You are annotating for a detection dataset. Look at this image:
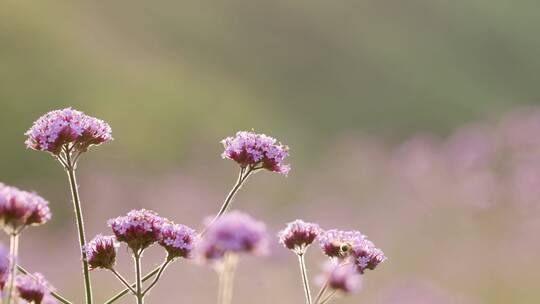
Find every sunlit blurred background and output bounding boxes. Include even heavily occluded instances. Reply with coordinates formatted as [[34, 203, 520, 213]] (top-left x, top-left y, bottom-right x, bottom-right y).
[[1, 1, 540, 303]]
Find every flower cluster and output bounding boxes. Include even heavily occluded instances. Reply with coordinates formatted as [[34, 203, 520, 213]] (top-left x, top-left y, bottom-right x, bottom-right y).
[[108, 209, 165, 252], [221, 131, 290, 174], [16, 273, 57, 304], [158, 222, 198, 259], [85, 234, 119, 270], [25, 108, 112, 155], [0, 183, 51, 234], [318, 229, 368, 258], [278, 220, 320, 253], [322, 262, 362, 294], [199, 211, 268, 260]]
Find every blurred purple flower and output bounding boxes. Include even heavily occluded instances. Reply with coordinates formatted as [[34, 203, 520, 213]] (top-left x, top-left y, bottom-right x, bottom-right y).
[[16, 273, 57, 304], [320, 261, 362, 294], [199, 211, 268, 260], [108, 209, 165, 252], [221, 131, 290, 175], [158, 222, 198, 259], [0, 183, 51, 234], [85, 234, 119, 270], [351, 243, 386, 274], [25, 107, 112, 155], [278, 219, 320, 253]]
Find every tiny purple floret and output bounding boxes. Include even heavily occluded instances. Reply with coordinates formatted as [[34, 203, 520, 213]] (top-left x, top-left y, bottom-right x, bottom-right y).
[[85, 234, 119, 270], [278, 219, 320, 253], [25, 107, 112, 155], [108, 209, 165, 252], [158, 222, 198, 259], [221, 131, 290, 175]]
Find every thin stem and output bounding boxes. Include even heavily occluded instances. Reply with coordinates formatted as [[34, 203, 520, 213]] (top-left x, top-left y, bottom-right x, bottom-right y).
[[313, 280, 328, 304], [5, 234, 19, 304], [110, 269, 136, 295], [203, 166, 253, 235], [142, 257, 172, 296], [297, 253, 312, 304], [64, 150, 93, 304], [217, 253, 238, 304], [16, 265, 73, 304], [103, 262, 165, 304], [318, 290, 337, 304], [134, 252, 143, 304]]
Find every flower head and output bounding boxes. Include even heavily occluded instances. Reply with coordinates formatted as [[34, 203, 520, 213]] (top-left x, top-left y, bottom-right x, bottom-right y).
[[318, 229, 367, 258], [25, 108, 112, 155], [85, 234, 119, 270], [278, 220, 320, 253], [108, 209, 165, 252], [351, 242, 386, 274], [199, 211, 268, 260], [320, 262, 362, 294], [158, 222, 198, 259], [0, 244, 9, 290], [221, 131, 290, 174], [16, 273, 57, 304], [0, 183, 51, 234]]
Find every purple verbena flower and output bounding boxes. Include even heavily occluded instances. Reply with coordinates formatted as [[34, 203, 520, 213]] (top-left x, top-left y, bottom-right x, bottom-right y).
[[85, 234, 119, 270], [16, 273, 57, 304], [25, 108, 112, 155], [199, 211, 268, 260], [278, 220, 320, 254], [221, 131, 290, 175], [0, 183, 51, 234], [351, 242, 386, 274], [158, 222, 198, 259], [108, 209, 165, 252], [318, 229, 367, 258], [321, 261, 362, 294], [0, 244, 9, 290]]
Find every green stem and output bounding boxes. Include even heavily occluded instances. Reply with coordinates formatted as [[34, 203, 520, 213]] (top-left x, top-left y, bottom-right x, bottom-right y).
[[5, 234, 19, 304], [65, 150, 93, 304], [16, 265, 73, 304], [103, 263, 164, 304], [142, 257, 172, 296], [135, 252, 143, 304], [297, 253, 312, 304], [111, 269, 136, 295]]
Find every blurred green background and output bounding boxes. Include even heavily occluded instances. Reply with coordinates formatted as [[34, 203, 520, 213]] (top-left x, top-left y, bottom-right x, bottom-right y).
[[1, 1, 540, 303]]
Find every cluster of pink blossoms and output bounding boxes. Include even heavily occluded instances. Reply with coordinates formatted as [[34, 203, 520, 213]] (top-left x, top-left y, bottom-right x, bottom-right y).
[[221, 131, 290, 175], [0, 183, 51, 234], [84, 235, 120, 270], [16, 273, 57, 304], [279, 220, 386, 295], [199, 211, 268, 260], [25, 108, 112, 155]]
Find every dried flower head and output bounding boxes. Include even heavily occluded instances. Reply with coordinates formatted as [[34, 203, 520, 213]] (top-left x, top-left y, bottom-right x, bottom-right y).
[[321, 262, 362, 294], [221, 131, 290, 174], [199, 211, 268, 260], [85, 234, 119, 270], [0, 244, 9, 290], [16, 273, 56, 304], [0, 183, 51, 234], [108, 209, 165, 252], [25, 107, 112, 155], [351, 242, 387, 274], [158, 222, 198, 259], [318, 229, 367, 258], [278, 220, 320, 254]]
